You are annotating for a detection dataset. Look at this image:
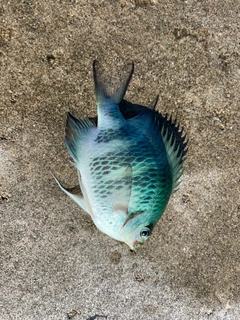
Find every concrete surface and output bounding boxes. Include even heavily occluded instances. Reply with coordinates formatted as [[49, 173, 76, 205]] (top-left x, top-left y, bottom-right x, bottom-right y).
[[0, 0, 240, 319]]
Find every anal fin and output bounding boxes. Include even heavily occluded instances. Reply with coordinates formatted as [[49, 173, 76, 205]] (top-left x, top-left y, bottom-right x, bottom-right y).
[[65, 113, 95, 162]]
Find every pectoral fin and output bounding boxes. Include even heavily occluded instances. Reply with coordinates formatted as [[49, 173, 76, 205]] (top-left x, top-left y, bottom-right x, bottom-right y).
[[51, 172, 90, 214], [112, 165, 132, 214]]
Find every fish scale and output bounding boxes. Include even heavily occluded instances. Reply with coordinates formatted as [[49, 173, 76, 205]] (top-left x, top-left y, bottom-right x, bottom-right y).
[[91, 130, 168, 201], [53, 60, 188, 250]]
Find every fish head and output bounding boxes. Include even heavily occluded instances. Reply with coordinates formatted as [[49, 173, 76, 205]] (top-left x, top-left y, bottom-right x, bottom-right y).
[[120, 213, 154, 250]]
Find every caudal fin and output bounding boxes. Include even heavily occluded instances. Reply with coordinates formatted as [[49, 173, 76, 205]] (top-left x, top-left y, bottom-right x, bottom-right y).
[[93, 60, 134, 107]]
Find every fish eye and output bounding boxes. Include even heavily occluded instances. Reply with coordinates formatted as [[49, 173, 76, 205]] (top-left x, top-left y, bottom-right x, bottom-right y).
[[140, 227, 151, 239]]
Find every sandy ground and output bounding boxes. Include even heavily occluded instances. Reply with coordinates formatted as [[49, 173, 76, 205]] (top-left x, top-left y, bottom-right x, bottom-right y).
[[1, 0, 240, 319]]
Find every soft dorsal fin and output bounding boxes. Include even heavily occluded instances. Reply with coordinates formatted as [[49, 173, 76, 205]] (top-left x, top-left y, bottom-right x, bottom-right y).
[[128, 108, 164, 151], [93, 60, 134, 107], [148, 94, 159, 110], [64, 113, 95, 162]]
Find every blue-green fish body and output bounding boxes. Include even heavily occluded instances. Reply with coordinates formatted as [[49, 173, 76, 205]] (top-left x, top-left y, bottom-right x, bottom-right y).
[[54, 61, 188, 250]]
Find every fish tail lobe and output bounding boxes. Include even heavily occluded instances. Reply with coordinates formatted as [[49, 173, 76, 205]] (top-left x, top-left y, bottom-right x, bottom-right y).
[[93, 60, 134, 107]]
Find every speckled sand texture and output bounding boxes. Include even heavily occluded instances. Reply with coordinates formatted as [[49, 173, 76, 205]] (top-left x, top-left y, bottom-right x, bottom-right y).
[[0, 1, 240, 319]]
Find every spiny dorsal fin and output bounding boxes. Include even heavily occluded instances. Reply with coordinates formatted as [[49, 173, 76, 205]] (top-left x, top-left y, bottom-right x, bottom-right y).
[[93, 60, 134, 107], [159, 117, 188, 191]]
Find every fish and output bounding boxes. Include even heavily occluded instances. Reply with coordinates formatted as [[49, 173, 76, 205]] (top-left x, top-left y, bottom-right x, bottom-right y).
[[53, 60, 188, 250]]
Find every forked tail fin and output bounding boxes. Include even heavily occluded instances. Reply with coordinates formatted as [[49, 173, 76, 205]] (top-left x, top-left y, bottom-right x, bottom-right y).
[[93, 60, 134, 108]]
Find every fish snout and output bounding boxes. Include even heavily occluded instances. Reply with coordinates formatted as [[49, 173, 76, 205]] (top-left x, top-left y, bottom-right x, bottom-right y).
[[131, 239, 143, 250]]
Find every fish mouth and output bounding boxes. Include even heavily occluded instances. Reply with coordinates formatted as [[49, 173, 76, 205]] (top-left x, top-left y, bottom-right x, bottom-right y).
[[127, 239, 143, 251], [122, 224, 144, 250]]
